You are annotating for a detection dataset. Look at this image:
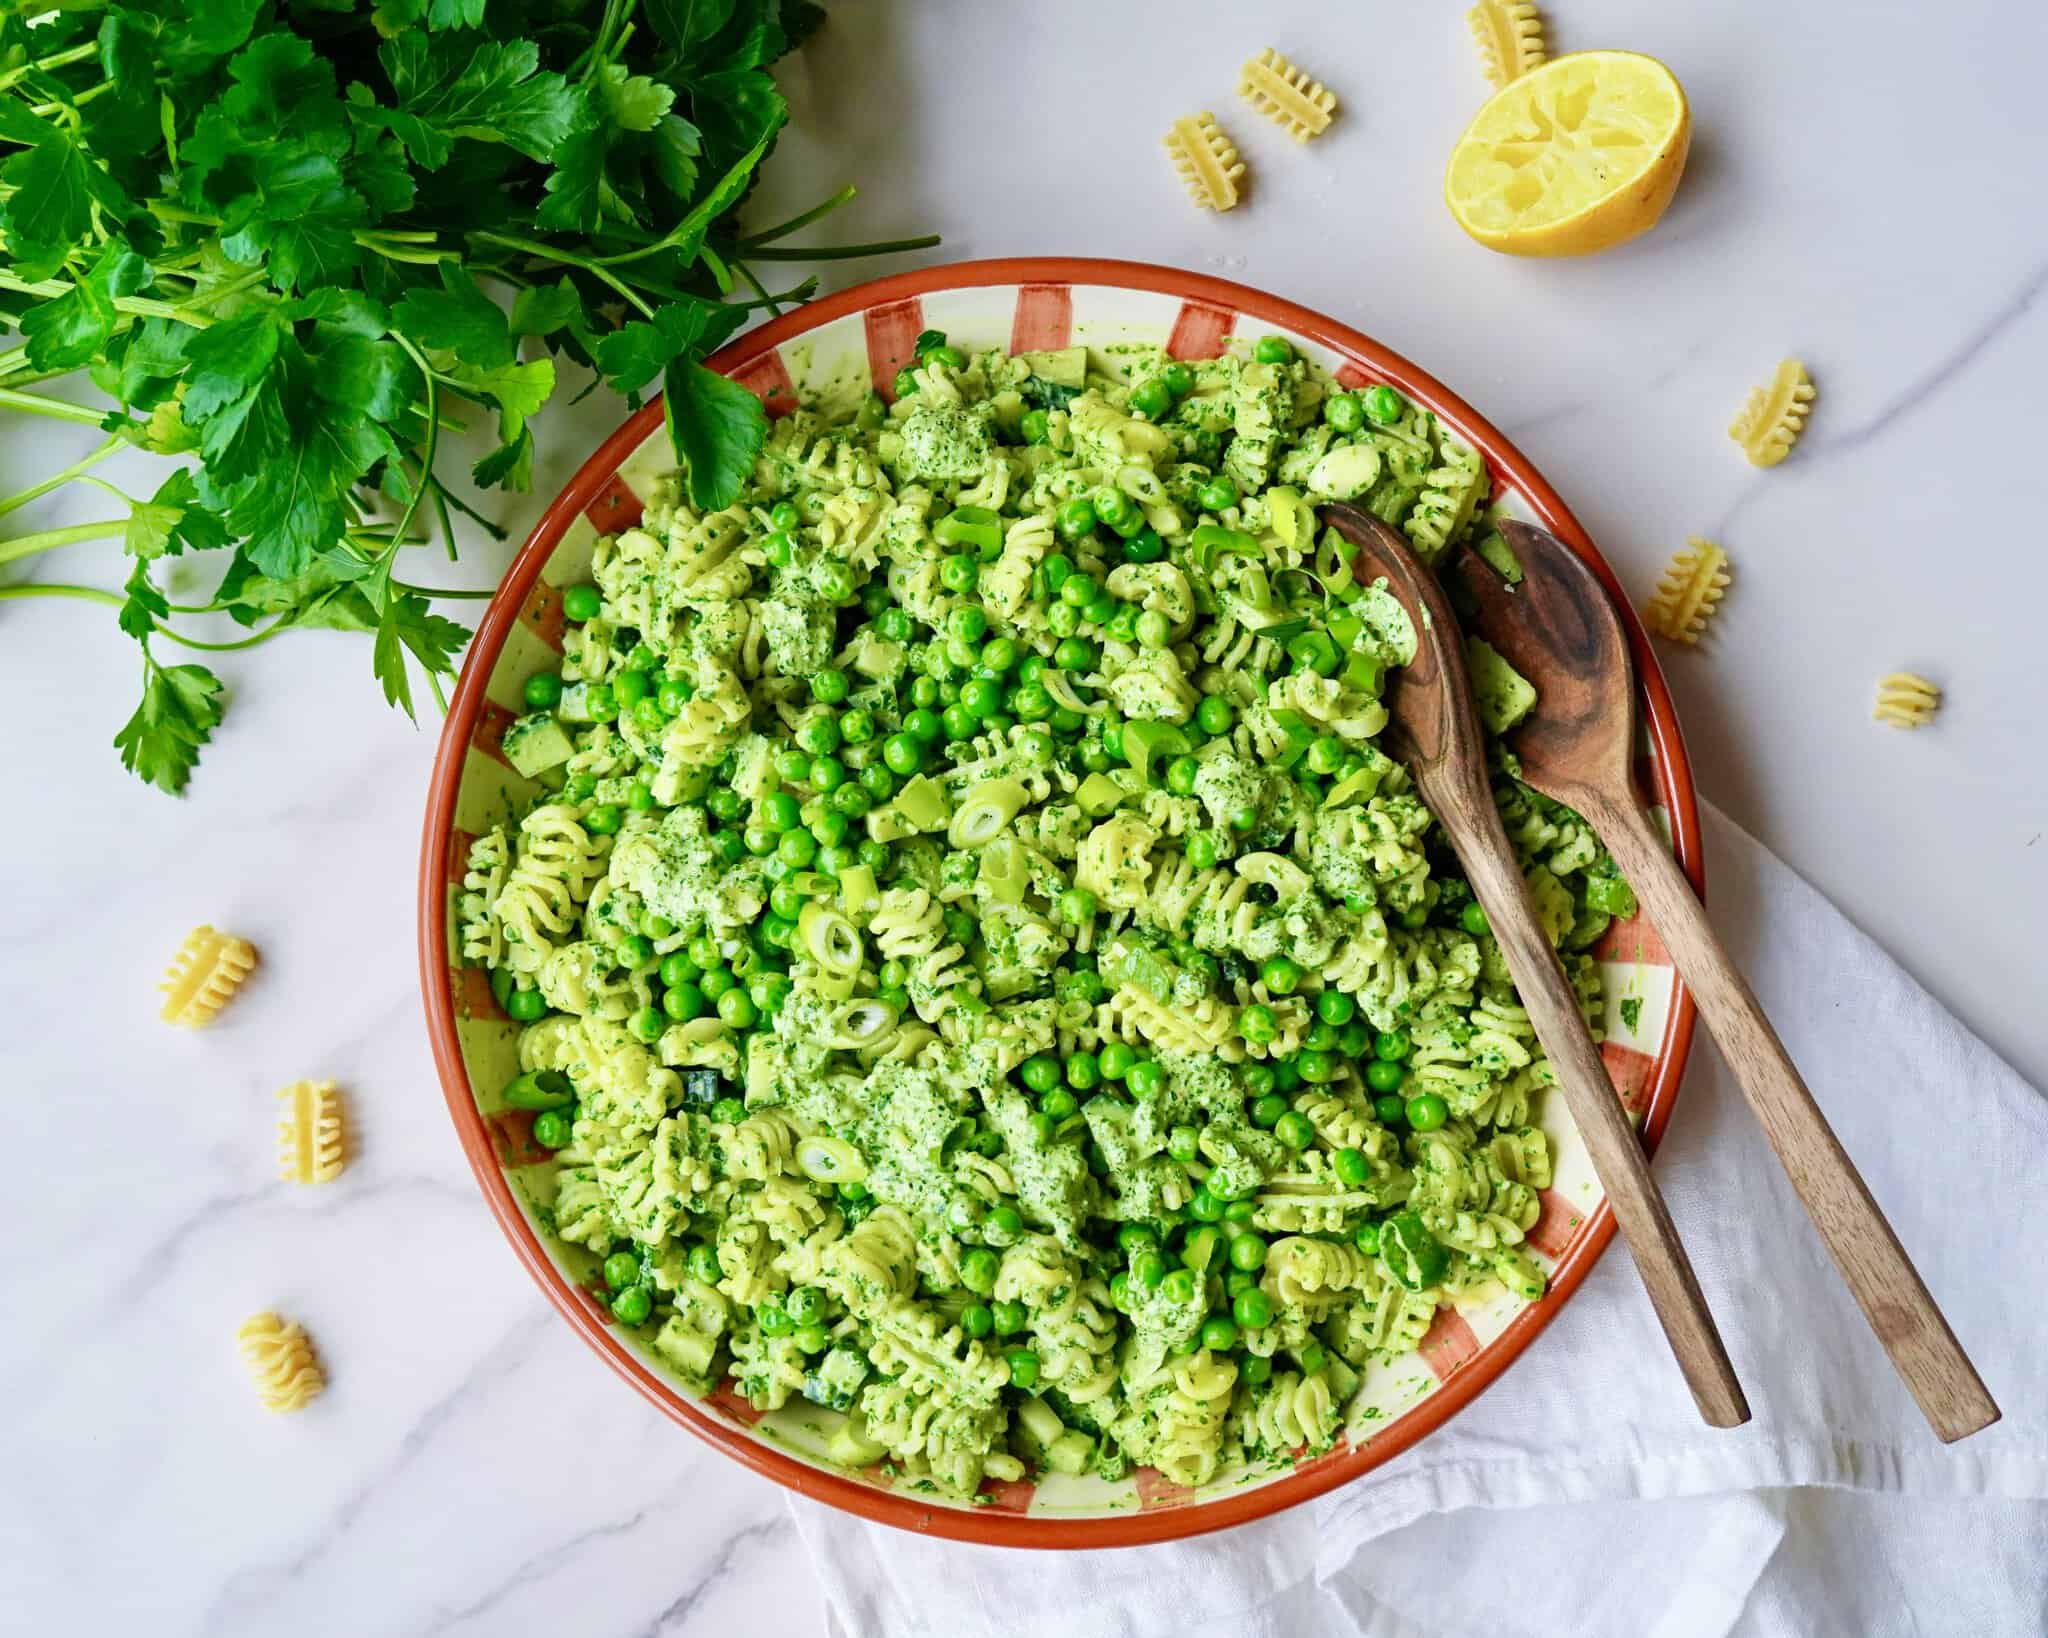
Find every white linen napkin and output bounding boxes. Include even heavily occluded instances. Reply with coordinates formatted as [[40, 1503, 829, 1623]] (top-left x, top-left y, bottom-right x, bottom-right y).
[[793, 800, 2048, 1638]]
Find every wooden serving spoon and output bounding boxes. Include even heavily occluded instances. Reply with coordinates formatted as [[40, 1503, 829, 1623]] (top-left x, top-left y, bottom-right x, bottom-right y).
[[1450, 519, 2000, 1443], [1321, 503, 1750, 1428]]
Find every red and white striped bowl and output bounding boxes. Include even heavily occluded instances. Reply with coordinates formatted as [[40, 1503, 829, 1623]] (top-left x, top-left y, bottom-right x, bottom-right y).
[[419, 259, 1702, 1547]]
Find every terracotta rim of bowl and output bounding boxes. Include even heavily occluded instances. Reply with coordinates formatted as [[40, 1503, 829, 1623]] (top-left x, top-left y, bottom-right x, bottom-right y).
[[419, 257, 1704, 1548]]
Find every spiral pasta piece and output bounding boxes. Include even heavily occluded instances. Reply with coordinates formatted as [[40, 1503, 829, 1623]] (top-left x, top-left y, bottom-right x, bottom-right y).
[[277, 1080, 347, 1184], [159, 924, 257, 1028], [238, 1312, 325, 1412]]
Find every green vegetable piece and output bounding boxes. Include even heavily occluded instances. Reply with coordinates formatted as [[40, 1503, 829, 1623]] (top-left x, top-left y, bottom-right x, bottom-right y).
[[1464, 637, 1539, 735], [499, 711, 575, 779]]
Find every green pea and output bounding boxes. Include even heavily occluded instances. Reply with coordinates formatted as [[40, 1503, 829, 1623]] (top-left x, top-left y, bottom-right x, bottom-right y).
[[657, 678, 691, 715], [1365, 1058, 1406, 1094], [1021, 1055, 1061, 1094], [1122, 527, 1166, 565], [662, 982, 704, 1022], [608, 933, 649, 969], [994, 1299, 1028, 1334], [1353, 1221, 1381, 1255], [700, 967, 737, 1002], [1329, 1147, 1372, 1188], [1324, 391, 1365, 433], [1241, 1063, 1276, 1098], [711, 1096, 746, 1124], [1160, 1268, 1198, 1305], [524, 672, 563, 709], [1461, 902, 1490, 938], [562, 583, 602, 621], [941, 552, 980, 596], [1059, 572, 1098, 608], [1275, 1111, 1315, 1149], [1188, 1188, 1222, 1224], [1252, 335, 1294, 364], [1406, 1093, 1449, 1131], [1005, 1349, 1041, 1389], [1374, 1093, 1407, 1126], [770, 829, 811, 869], [1044, 601, 1079, 638], [1270, 1059, 1301, 1092], [583, 803, 622, 836], [763, 531, 795, 568], [1041, 1086, 1078, 1120], [1258, 955, 1300, 995], [1233, 1287, 1275, 1328], [689, 1242, 722, 1283], [1196, 695, 1234, 735], [757, 792, 797, 833], [624, 1005, 661, 1043], [1010, 682, 1052, 721], [1240, 1005, 1277, 1046], [1056, 887, 1096, 923], [841, 707, 876, 745], [897, 708, 939, 746], [988, 1204, 1024, 1237], [1021, 407, 1051, 445], [1163, 755, 1200, 797], [716, 988, 758, 1029], [1296, 1050, 1337, 1085], [811, 809, 850, 849], [1197, 475, 1239, 512], [627, 781, 657, 813], [1200, 1315, 1240, 1352], [1307, 990, 1353, 1027], [1098, 1042, 1137, 1081], [1052, 637, 1095, 673], [1305, 736, 1345, 778], [1250, 1092, 1287, 1128], [1340, 1021, 1371, 1058], [1065, 1051, 1100, 1091], [1363, 384, 1406, 425], [531, 1108, 573, 1148], [810, 754, 846, 792], [611, 1286, 653, 1325], [630, 697, 666, 733], [658, 949, 700, 988], [1129, 377, 1173, 419], [1128, 1248, 1165, 1291], [1185, 831, 1220, 871], [602, 1251, 642, 1291], [880, 734, 921, 776], [1129, 1060, 1166, 1100], [1093, 486, 1137, 531], [893, 366, 920, 398], [1162, 361, 1195, 396], [961, 1247, 1000, 1295], [858, 839, 889, 871], [1055, 499, 1097, 542], [1240, 1353, 1273, 1386], [961, 1302, 994, 1338], [769, 500, 802, 531]]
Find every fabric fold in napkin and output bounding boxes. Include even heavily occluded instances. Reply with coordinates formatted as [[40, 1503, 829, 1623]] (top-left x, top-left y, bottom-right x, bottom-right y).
[[795, 802, 2048, 1638]]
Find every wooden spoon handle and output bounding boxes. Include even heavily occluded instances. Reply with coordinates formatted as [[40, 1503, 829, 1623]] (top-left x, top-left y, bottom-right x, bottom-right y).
[[1443, 794, 1751, 1427], [1591, 796, 2001, 1442]]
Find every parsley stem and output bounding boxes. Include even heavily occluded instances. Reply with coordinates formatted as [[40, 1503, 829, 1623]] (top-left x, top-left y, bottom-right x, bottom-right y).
[[0, 519, 126, 563], [389, 335, 441, 554], [733, 259, 783, 317], [393, 582, 499, 600], [740, 185, 860, 247], [0, 432, 123, 520], [29, 82, 112, 117], [744, 235, 943, 262], [0, 387, 114, 427], [0, 42, 96, 94], [0, 582, 121, 609], [153, 619, 290, 653], [471, 232, 656, 318]]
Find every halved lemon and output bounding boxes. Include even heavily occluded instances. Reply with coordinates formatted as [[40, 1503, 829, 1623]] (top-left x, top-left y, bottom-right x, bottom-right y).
[[1446, 51, 1691, 258]]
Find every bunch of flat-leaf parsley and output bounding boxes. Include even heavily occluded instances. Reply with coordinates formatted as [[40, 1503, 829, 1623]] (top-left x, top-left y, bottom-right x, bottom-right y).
[[0, 1, 933, 792]]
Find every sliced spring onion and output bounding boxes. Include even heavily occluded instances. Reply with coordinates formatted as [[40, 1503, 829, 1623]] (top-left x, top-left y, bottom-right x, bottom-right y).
[[977, 836, 1029, 904], [1075, 772, 1125, 815], [839, 862, 880, 920], [796, 1135, 870, 1184], [1121, 721, 1191, 785], [1267, 709, 1317, 769], [1191, 522, 1261, 561], [1343, 650, 1385, 696], [827, 997, 898, 1046], [948, 776, 1028, 848], [799, 901, 865, 975], [934, 505, 1003, 557], [892, 773, 952, 831], [1288, 630, 1342, 676]]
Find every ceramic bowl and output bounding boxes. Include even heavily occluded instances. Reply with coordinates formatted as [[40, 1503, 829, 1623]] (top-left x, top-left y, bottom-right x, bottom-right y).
[[419, 258, 1702, 1545]]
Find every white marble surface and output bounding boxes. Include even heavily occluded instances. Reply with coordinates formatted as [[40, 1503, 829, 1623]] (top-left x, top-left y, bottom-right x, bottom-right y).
[[4, 2, 2044, 1634]]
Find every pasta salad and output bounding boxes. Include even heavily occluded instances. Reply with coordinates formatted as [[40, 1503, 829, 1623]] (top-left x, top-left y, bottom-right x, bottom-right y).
[[461, 330, 1639, 1496]]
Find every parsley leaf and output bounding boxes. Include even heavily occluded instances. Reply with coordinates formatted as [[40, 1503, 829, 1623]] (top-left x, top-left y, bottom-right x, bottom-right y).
[[664, 354, 766, 510], [126, 468, 228, 560], [364, 34, 581, 170], [20, 243, 149, 371], [114, 656, 226, 795], [598, 63, 676, 133], [372, 592, 469, 719], [591, 296, 748, 397], [393, 262, 515, 368], [509, 278, 584, 338], [0, 122, 128, 281]]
